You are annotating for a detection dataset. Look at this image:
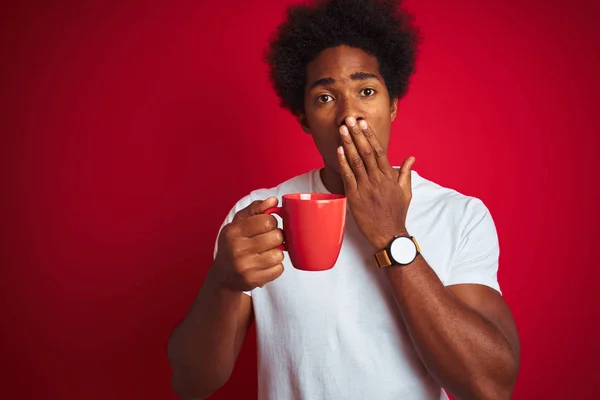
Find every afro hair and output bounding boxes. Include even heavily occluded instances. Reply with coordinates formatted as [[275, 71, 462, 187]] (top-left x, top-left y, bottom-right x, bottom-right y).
[[265, 0, 422, 115]]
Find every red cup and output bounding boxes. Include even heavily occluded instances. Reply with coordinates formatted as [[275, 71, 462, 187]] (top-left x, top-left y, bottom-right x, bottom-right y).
[[264, 193, 347, 271]]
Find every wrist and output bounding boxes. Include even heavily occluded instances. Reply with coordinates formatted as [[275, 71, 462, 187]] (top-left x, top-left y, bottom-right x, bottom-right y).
[[373, 228, 410, 250], [207, 260, 239, 294]]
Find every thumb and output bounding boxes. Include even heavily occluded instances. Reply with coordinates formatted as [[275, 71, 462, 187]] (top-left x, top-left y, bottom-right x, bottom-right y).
[[397, 156, 415, 189], [233, 197, 279, 222]]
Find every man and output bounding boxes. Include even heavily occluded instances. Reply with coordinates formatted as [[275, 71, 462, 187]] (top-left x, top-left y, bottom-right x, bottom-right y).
[[167, 0, 520, 399]]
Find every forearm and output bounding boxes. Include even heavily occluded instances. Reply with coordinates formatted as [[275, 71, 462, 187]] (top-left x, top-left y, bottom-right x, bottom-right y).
[[385, 256, 518, 399], [168, 265, 243, 398]]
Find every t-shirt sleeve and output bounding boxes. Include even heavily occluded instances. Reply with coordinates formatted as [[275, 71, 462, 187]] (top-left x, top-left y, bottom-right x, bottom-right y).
[[213, 194, 254, 297], [444, 198, 502, 294]]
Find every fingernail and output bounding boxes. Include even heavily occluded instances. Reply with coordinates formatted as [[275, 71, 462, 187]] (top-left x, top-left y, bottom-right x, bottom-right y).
[[346, 117, 356, 127], [340, 125, 349, 135], [359, 120, 367, 130]]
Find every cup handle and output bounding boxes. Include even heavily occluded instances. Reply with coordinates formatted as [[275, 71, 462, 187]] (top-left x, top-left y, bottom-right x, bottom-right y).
[[263, 207, 287, 251]]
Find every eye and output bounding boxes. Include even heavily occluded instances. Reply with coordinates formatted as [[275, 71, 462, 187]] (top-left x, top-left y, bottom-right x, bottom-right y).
[[360, 88, 376, 97], [317, 94, 333, 103]]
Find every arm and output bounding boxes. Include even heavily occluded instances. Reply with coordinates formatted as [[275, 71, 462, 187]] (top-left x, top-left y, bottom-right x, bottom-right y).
[[384, 257, 520, 399], [167, 267, 253, 400], [335, 117, 520, 399], [167, 197, 285, 399]]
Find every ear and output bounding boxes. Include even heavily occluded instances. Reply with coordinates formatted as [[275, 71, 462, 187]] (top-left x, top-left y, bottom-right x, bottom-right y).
[[390, 97, 399, 122], [297, 113, 311, 134]]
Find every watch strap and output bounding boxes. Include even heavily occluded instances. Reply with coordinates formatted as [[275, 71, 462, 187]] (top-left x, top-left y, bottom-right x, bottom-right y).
[[373, 247, 394, 269]]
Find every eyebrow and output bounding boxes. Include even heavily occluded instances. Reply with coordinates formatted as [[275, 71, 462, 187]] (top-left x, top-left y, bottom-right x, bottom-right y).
[[308, 72, 380, 90]]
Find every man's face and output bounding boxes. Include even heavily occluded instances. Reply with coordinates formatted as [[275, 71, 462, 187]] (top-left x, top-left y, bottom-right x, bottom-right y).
[[299, 45, 398, 174]]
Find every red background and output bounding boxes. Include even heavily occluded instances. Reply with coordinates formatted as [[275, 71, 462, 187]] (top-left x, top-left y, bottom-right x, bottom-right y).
[[2, 0, 599, 399]]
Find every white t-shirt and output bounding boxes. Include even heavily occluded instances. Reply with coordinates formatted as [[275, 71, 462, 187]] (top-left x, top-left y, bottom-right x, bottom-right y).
[[213, 168, 501, 400]]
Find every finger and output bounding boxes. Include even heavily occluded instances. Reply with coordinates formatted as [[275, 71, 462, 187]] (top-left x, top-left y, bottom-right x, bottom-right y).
[[239, 214, 279, 238], [398, 156, 416, 189], [233, 197, 278, 222], [254, 247, 285, 269], [253, 263, 285, 287], [345, 117, 379, 173], [337, 145, 357, 190], [357, 119, 394, 174], [248, 228, 284, 253], [340, 124, 367, 181]]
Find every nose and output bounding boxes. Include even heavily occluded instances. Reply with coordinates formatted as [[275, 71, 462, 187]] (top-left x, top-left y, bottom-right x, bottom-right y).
[[335, 95, 365, 127]]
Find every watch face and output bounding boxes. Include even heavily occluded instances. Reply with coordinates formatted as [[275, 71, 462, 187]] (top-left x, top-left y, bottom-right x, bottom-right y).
[[390, 236, 417, 265]]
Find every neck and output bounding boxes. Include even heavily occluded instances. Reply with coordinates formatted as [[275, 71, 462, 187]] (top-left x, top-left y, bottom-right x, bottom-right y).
[[319, 164, 346, 195]]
